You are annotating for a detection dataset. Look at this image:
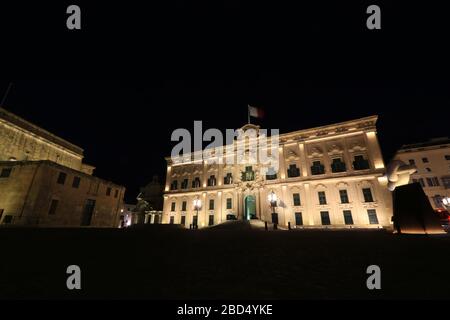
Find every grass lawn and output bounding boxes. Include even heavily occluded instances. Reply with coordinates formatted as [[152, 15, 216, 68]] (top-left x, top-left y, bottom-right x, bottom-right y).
[[1, 222, 449, 299]]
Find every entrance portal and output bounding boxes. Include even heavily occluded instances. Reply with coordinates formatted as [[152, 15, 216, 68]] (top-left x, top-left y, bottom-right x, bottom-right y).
[[244, 195, 257, 220]]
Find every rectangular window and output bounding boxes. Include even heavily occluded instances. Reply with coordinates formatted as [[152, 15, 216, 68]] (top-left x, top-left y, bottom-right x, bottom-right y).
[[226, 198, 232, 209], [427, 177, 440, 187], [114, 189, 119, 198], [339, 189, 349, 204], [331, 158, 347, 173], [207, 175, 217, 187], [182, 201, 187, 211], [171, 202, 176, 212], [209, 215, 214, 226], [169, 216, 174, 224], [192, 215, 198, 227], [181, 179, 188, 189], [320, 211, 331, 225], [367, 209, 379, 224], [3, 215, 12, 224], [266, 167, 277, 180], [287, 164, 300, 177], [181, 215, 186, 226], [106, 187, 112, 196], [72, 176, 81, 188], [353, 155, 370, 170], [0, 168, 12, 178], [170, 180, 178, 190], [362, 188, 374, 202], [343, 210, 354, 225], [293, 193, 301, 206], [57, 172, 67, 185], [224, 173, 233, 185], [422, 157, 429, 163], [318, 191, 327, 205], [192, 178, 200, 188], [295, 212, 303, 226], [209, 199, 215, 210], [311, 161, 325, 175], [445, 155, 450, 161], [48, 199, 59, 215]]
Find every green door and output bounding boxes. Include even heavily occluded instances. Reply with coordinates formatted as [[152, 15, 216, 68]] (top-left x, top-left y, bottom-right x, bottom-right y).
[[244, 196, 256, 220]]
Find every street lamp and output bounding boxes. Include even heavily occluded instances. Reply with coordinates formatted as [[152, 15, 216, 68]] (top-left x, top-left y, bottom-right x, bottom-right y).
[[193, 197, 202, 229], [268, 190, 278, 229]]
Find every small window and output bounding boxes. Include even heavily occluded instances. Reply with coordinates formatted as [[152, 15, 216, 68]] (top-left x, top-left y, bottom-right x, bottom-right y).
[[181, 215, 186, 226], [339, 190, 349, 204], [426, 167, 431, 172], [295, 212, 303, 226], [57, 172, 67, 185], [224, 173, 233, 185], [106, 187, 112, 196], [208, 215, 214, 226], [3, 215, 13, 224], [367, 209, 379, 224], [114, 189, 119, 198], [331, 158, 346, 173], [226, 198, 232, 209], [170, 180, 178, 190], [182, 201, 187, 211], [320, 211, 331, 225], [72, 176, 81, 188], [445, 155, 450, 161], [422, 157, 429, 163], [343, 210, 354, 225], [209, 199, 215, 210], [293, 193, 301, 206], [318, 191, 327, 205], [408, 159, 416, 165], [171, 202, 176, 212], [169, 216, 174, 224], [362, 188, 374, 202], [311, 161, 325, 175], [48, 199, 59, 215], [0, 168, 12, 178], [287, 164, 301, 177]]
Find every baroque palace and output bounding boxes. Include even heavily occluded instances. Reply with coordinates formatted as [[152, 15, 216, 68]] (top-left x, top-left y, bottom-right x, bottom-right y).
[[163, 116, 393, 229]]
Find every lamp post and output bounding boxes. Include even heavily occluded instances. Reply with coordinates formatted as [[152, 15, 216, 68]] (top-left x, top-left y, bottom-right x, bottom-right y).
[[193, 197, 202, 229], [268, 190, 278, 230]]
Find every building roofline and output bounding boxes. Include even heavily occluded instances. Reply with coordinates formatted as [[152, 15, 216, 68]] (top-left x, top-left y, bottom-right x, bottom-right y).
[[164, 115, 378, 162], [0, 107, 84, 156], [0, 160, 125, 189]]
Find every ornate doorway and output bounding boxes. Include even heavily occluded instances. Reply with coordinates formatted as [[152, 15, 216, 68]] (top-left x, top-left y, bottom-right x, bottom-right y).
[[244, 195, 257, 220]]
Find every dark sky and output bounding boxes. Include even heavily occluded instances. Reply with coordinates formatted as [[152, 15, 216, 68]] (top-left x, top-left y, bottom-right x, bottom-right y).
[[1, 1, 449, 202]]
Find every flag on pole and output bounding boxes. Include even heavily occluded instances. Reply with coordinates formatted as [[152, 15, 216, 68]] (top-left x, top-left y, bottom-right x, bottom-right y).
[[248, 105, 264, 119]]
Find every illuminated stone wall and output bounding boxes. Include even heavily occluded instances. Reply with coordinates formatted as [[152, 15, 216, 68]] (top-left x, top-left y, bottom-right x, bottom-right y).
[[162, 115, 393, 229], [0, 107, 85, 172], [394, 138, 450, 210], [0, 161, 125, 227]]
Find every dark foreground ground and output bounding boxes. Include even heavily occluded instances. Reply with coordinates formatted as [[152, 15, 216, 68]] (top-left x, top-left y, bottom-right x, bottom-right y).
[[1, 222, 449, 299]]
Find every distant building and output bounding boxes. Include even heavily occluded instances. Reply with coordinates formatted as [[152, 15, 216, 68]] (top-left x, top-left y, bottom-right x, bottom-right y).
[[163, 116, 393, 229], [0, 107, 125, 227], [134, 175, 164, 224], [139, 175, 164, 210], [394, 137, 450, 211]]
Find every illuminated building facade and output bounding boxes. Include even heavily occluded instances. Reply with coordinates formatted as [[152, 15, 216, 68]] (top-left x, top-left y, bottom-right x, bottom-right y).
[[163, 116, 393, 229], [394, 137, 450, 211], [0, 107, 125, 227]]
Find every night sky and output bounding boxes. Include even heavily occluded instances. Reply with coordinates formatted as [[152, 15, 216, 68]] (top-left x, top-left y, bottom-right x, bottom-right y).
[[1, 1, 449, 202]]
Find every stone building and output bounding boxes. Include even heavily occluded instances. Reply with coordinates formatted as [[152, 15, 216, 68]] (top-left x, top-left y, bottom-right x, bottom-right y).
[[162, 115, 393, 229], [394, 137, 450, 211], [0, 107, 125, 227]]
